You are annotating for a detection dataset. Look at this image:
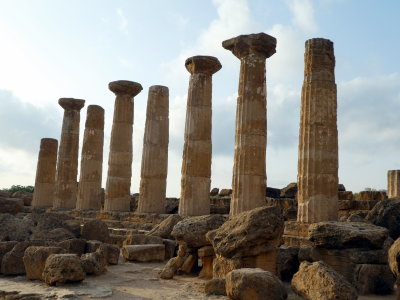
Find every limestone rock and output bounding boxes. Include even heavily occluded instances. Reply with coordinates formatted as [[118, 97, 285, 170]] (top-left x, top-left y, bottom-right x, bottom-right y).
[[278, 246, 299, 281], [0, 241, 18, 264], [0, 197, 24, 214], [81, 219, 110, 243], [159, 256, 184, 279], [1, 241, 45, 275], [122, 244, 165, 262], [308, 221, 389, 249], [366, 198, 400, 239], [210, 188, 219, 196], [123, 234, 163, 246], [163, 239, 177, 260], [171, 215, 227, 248], [226, 268, 287, 300], [57, 238, 87, 255], [12, 191, 33, 206], [291, 261, 357, 300], [388, 237, 400, 276], [85, 240, 102, 253], [207, 206, 284, 258], [0, 214, 34, 242], [97, 243, 120, 265], [147, 214, 183, 239], [355, 264, 394, 295], [280, 183, 297, 199], [205, 278, 226, 296], [165, 198, 179, 214], [266, 187, 281, 198], [28, 211, 75, 232], [42, 254, 85, 285], [30, 227, 75, 242], [219, 189, 232, 197], [23, 246, 65, 279], [80, 251, 107, 275]]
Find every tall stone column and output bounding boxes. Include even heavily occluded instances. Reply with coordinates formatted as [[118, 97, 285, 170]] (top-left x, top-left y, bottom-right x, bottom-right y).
[[32, 138, 58, 207], [137, 86, 169, 213], [297, 38, 338, 223], [104, 80, 143, 212], [76, 105, 105, 210], [54, 98, 85, 209], [223, 33, 276, 216], [388, 170, 400, 198], [179, 56, 221, 216]]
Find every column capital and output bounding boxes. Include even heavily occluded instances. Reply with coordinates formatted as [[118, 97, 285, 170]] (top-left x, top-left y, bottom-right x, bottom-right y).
[[185, 56, 222, 75], [222, 32, 276, 59], [149, 85, 169, 97], [58, 98, 85, 111], [109, 80, 143, 97]]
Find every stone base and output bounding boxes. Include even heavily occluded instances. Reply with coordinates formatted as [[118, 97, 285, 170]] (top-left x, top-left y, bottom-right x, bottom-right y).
[[283, 221, 311, 246]]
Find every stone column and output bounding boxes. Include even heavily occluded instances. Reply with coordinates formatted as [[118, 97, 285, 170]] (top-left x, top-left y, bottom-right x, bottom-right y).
[[223, 33, 276, 216], [297, 38, 338, 223], [179, 56, 221, 216], [137, 86, 169, 213], [388, 170, 400, 198], [76, 105, 105, 210], [54, 98, 85, 209], [32, 138, 58, 207], [104, 80, 143, 212]]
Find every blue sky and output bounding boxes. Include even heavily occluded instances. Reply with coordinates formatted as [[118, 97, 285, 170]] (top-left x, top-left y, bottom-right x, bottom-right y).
[[0, 0, 399, 196]]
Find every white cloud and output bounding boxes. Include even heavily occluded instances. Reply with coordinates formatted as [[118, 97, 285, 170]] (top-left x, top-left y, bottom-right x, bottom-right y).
[[285, 0, 319, 34], [116, 8, 129, 35]]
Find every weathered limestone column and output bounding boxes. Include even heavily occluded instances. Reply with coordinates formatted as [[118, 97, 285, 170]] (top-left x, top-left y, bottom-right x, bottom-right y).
[[297, 38, 338, 223], [388, 170, 400, 198], [76, 105, 105, 210], [104, 80, 143, 211], [32, 138, 58, 207], [137, 86, 169, 213], [179, 56, 221, 216], [223, 33, 276, 216], [54, 98, 85, 209]]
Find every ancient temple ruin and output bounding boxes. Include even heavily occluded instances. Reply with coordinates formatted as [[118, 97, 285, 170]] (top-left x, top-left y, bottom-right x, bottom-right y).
[[76, 105, 105, 210], [223, 33, 276, 216], [53, 98, 85, 209], [2, 31, 398, 299], [387, 170, 400, 198], [104, 80, 142, 212], [179, 56, 221, 216], [297, 38, 339, 223], [32, 138, 58, 207], [137, 85, 169, 214]]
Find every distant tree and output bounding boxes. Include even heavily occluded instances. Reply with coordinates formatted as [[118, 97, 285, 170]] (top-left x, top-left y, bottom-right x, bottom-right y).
[[2, 185, 34, 193]]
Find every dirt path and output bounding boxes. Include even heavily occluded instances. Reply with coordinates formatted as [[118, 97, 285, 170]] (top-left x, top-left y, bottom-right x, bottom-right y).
[[0, 261, 397, 299]]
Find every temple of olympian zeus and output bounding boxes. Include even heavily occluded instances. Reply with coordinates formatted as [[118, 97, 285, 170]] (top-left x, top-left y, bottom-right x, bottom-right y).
[[31, 32, 400, 225]]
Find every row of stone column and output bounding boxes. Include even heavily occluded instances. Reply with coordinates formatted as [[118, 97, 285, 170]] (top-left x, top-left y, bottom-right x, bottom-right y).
[[33, 33, 382, 223], [32, 82, 170, 211]]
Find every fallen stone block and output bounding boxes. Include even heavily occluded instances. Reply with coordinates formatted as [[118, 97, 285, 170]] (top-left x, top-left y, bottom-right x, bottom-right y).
[[121, 244, 165, 262]]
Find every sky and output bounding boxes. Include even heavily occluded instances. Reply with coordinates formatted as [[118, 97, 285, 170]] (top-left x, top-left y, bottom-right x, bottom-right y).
[[0, 0, 399, 196]]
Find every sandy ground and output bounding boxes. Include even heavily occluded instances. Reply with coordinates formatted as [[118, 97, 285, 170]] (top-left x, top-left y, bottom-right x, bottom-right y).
[[0, 261, 397, 299]]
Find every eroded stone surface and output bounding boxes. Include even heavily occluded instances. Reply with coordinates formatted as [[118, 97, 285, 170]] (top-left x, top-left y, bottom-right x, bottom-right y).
[[137, 86, 169, 213], [179, 56, 221, 216], [42, 254, 85, 286], [76, 105, 105, 210], [297, 38, 338, 223], [291, 261, 357, 300], [388, 170, 400, 198], [223, 33, 276, 216], [32, 138, 58, 207], [104, 80, 143, 212], [54, 98, 85, 209], [226, 268, 287, 300]]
